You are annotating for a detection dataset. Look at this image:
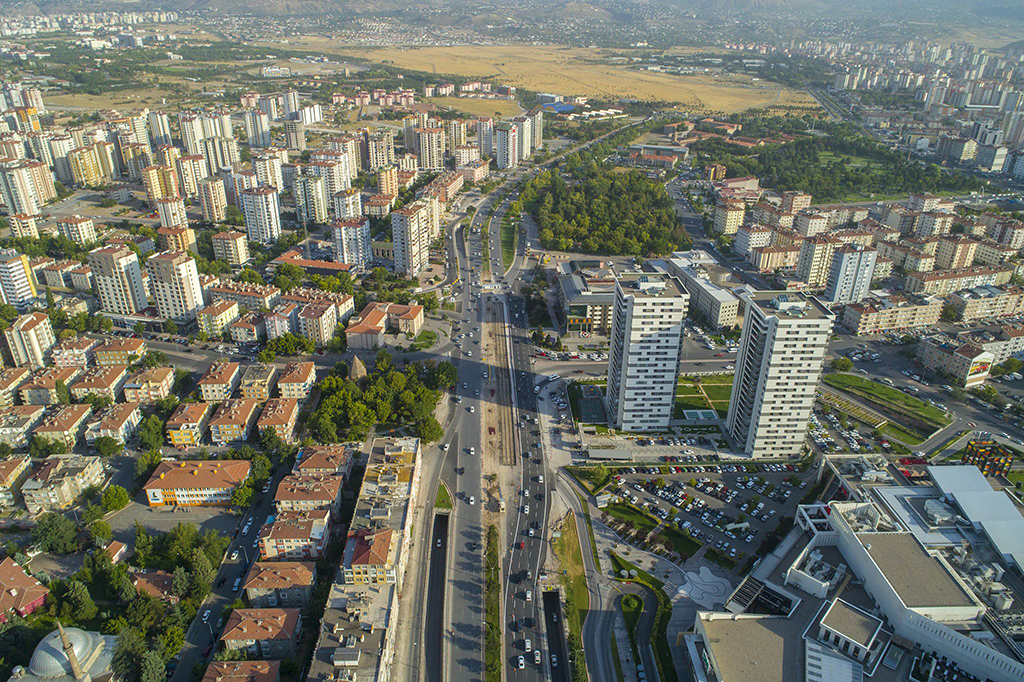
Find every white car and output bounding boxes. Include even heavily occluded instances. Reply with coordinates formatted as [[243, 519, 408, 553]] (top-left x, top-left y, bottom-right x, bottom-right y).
[[202, 609, 212, 622], [230, 549, 239, 560], [469, 496, 476, 505], [443, 443, 450, 451], [517, 656, 525, 670], [470, 406, 475, 413]]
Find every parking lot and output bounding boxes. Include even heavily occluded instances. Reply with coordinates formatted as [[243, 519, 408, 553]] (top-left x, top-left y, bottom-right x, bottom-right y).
[[600, 460, 815, 567]]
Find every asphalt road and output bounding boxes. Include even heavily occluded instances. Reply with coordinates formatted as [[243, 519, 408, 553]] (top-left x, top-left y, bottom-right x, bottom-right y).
[[169, 464, 292, 682]]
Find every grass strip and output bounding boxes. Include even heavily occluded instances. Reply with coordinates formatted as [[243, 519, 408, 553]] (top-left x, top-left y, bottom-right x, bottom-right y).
[[608, 552, 679, 682], [575, 490, 601, 569], [501, 213, 518, 269], [434, 482, 453, 510], [620, 593, 643, 662], [566, 465, 612, 494], [553, 511, 590, 682], [880, 422, 925, 446], [484, 525, 502, 682], [823, 373, 951, 429]]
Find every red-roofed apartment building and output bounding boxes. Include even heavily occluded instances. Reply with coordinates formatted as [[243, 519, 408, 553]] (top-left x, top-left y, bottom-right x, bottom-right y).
[[0, 557, 49, 622]]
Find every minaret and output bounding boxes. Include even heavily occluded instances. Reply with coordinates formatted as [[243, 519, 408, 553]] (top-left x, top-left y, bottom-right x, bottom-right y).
[[57, 621, 85, 680]]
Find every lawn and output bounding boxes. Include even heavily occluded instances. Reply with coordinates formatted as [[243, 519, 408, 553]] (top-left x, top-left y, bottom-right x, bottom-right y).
[[500, 213, 518, 270], [675, 385, 704, 396], [880, 422, 926, 446], [658, 524, 703, 558], [674, 394, 712, 412], [604, 502, 659, 535], [610, 633, 626, 682], [823, 373, 952, 429], [1005, 470, 1024, 486], [683, 373, 734, 384], [434, 482, 453, 510], [553, 512, 590, 680], [566, 465, 613, 493], [410, 330, 438, 351], [576, 490, 601, 568], [702, 384, 733, 402]]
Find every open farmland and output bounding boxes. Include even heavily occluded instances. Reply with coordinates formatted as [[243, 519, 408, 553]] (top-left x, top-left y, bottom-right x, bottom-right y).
[[356, 44, 816, 113], [427, 96, 523, 118]]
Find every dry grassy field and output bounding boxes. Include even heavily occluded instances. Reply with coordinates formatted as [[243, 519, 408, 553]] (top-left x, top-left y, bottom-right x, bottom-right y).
[[355, 44, 812, 114], [427, 97, 523, 118]]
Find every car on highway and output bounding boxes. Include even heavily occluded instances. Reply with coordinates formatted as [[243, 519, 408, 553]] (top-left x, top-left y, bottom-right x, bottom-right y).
[[230, 549, 239, 560], [551, 654, 558, 667], [201, 609, 212, 622], [470, 496, 476, 505], [517, 656, 525, 670], [534, 650, 542, 664]]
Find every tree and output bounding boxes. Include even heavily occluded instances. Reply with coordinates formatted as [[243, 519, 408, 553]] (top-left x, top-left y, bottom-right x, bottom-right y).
[[830, 357, 853, 372], [65, 580, 98, 621], [231, 480, 253, 508], [250, 454, 271, 483], [133, 322, 145, 335], [138, 415, 165, 451], [29, 437, 64, 458], [135, 449, 162, 479], [416, 416, 444, 443], [158, 626, 185, 662], [94, 436, 123, 457], [257, 348, 276, 363], [133, 521, 153, 567], [54, 380, 71, 405], [171, 566, 190, 597], [375, 348, 393, 372], [429, 361, 458, 390], [81, 393, 113, 412], [273, 263, 304, 291], [112, 626, 147, 682], [165, 320, 178, 335], [236, 267, 264, 285], [140, 350, 169, 369], [102, 485, 131, 512], [89, 520, 112, 545], [31, 513, 78, 554], [140, 650, 165, 682]]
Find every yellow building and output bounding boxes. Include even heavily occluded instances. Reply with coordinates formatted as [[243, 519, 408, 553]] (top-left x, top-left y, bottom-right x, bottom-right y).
[[144, 460, 251, 507], [68, 146, 103, 187], [165, 402, 212, 448]]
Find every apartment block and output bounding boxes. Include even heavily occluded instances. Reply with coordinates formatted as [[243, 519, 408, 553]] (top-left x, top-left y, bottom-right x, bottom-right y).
[[796, 236, 839, 289], [297, 303, 337, 348], [240, 364, 278, 401], [823, 244, 877, 305], [20, 366, 80, 405], [123, 366, 174, 403], [727, 292, 833, 458], [89, 245, 148, 316], [277, 362, 316, 401], [199, 361, 241, 401], [209, 399, 259, 445], [917, 338, 992, 387], [212, 230, 250, 266], [4, 311, 54, 368], [905, 265, 1014, 295], [257, 398, 298, 441], [198, 177, 228, 223], [294, 445, 353, 477], [0, 249, 36, 308], [841, 294, 943, 335], [0, 405, 45, 449], [144, 460, 251, 507], [198, 300, 241, 337], [258, 509, 330, 560], [22, 454, 102, 514], [207, 281, 281, 311], [947, 286, 1024, 322], [84, 402, 142, 446], [243, 562, 316, 609], [69, 364, 128, 402], [734, 225, 773, 257], [605, 272, 689, 432], [713, 200, 745, 235], [750, 245, 801, 272], [973, 240, 1019, 266], [147, 251, 204, 323], [0, 457, 30, 507], [935, 237, 979, 270], [221, 609, 302, 659], [165, 402, 212, 448], [0, 368, 30, 408]]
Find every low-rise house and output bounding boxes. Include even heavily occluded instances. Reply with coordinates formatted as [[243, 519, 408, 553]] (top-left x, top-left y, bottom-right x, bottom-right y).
[[106, 540, 127, 564], [346, 301, 424, 349], [123, 367, 174, 403], [274, 474, 343, 518], [69, 364, 128, 402], [94, 337, 147, 365], [0, 456, 31, 507], [130, 570, 178, 604], [242, 561, 316, 608], [51, 337, 99, 368], [165, 402, 212, 448], [0, 405, 46, 448], [32, 403, 93, 449], [0, 368, 30, 407], [276, 362, 315, 401], [240, 364, 277, 401], [258, 509, 330, 560], [198, 300, 240, 337], [199, 361, 240, 401], [202, 662, 280, 682], [20, 367, 81, 405], [144, 460, 251, 507], [0, 557, 49, 621], [85, 402, 142, 446], [257, 398, 298, 441], [294, 445, 353, 478], [221, 608, 302, 659], [22, 453, 102, 514]]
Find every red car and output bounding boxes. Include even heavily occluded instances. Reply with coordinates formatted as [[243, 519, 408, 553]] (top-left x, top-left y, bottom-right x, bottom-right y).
[[202, 644, 213, 657], [518, 541, 525, 550], [715, 353, 725, 357]]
